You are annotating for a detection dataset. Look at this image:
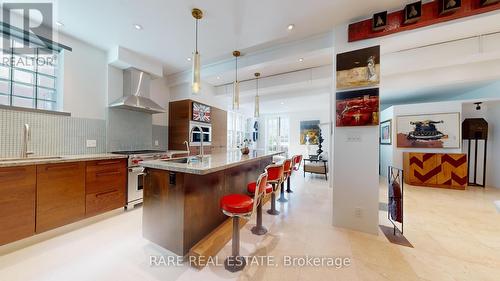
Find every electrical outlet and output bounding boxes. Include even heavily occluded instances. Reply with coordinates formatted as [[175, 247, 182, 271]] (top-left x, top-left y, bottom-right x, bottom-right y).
[[154, 140, 159, 146], [354, 207, 362, 218], [86, 140, 97, 148]]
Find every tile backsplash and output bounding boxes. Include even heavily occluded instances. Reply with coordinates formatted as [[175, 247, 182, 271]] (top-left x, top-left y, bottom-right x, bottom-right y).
[[0, 108, 106, 158]]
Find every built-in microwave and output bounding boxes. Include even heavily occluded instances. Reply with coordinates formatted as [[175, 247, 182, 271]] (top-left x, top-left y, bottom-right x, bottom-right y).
[[189, 121, 212, 146]]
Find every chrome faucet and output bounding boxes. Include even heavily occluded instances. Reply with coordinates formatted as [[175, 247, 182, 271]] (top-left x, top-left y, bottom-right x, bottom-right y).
[[183, 140, 190, 156], [21, 124, 34, 158], [189, 125, 204, 160]]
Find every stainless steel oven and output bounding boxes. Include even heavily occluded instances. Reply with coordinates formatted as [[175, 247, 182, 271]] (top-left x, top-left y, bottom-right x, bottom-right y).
[[189, 121, 212, 146], [112, 150, 169, 209], [127, 166, 145, 207]]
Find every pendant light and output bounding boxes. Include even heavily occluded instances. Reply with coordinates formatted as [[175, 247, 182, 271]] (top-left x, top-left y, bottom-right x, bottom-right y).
[[191, 8, 203, 94], [254, 72, 260, 117], [232, 50, 241, 110]]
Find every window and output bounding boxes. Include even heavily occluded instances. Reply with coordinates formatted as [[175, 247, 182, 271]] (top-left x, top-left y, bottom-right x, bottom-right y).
[[0, 44, 60, 111], [227, 111, 248, 149], [265, 116, 289, 153]]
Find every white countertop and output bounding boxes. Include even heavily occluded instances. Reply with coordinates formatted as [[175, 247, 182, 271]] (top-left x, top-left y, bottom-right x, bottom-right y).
[[140, 150, 283, 175], [0, 154, 127, 168]]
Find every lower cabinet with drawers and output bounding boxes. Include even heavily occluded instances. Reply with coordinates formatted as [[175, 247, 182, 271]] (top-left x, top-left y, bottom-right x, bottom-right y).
[[85, 159, 126, 217], [0, 158, 127, 246]]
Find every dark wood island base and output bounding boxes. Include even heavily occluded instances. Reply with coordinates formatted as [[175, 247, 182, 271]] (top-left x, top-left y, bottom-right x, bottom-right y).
[[142, 153, 275, 256]]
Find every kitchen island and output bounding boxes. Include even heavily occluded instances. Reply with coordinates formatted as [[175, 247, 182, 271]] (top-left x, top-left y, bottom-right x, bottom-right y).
[[140, 150, 281, 256]]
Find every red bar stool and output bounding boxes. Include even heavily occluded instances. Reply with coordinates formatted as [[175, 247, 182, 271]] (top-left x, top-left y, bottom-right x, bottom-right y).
[[287, 155, 303, 193], [278, 158, 292, 203], [265, 163, 284, 215], [220, 172, 268, 272], [247, 172, 273, 235]]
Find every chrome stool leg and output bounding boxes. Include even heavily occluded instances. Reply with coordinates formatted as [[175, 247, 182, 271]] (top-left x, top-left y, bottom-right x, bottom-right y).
[[251, 203, 267, 235], [224, 217, 246, 272], [278, 181, 288, 203], [286, 176, 293, 193], [267, 184, 280, 215]]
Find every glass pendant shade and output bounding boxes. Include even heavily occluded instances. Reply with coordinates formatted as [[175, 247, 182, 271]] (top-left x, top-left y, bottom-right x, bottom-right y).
[[192, 51, 201, 94], [233, 81, 240, 110], [254, 95, 260, 117], [254, 72, 260, 117]]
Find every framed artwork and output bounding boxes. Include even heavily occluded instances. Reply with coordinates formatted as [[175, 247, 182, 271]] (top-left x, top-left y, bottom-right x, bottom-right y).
[[481, 0, 500, 6], [336, 46, 380, 90], [372, 11, 387, 31], [440, 0, 461, 14], [404, 1, 422, 24], [192, 102, 211, 123], [300, 120, 320, 145], [396, 112, 461, 149], [380, 119, 392, 145], [336, 88, 379, 127]]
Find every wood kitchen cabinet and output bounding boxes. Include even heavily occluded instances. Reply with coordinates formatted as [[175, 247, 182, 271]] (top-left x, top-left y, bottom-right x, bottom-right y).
[[36, 162, 86, 233], [168, 99, 227, 153], [0, 166, 36, 245], [85, 159, 126, 217]]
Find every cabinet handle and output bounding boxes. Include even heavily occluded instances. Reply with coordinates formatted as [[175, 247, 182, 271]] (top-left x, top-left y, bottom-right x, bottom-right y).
[[46, 164, 78, 171], [0, 169, 25, 175], [96, 160, 121, 166], [96, 189, 119, 197], [96, 171, 121, 177]]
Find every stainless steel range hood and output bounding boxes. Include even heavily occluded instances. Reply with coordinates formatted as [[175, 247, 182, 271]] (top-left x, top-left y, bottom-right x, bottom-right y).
[[109, 68, 165, 114]]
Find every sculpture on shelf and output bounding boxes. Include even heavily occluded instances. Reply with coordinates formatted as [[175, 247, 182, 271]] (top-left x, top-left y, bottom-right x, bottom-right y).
[[316, 129, 324, 159]]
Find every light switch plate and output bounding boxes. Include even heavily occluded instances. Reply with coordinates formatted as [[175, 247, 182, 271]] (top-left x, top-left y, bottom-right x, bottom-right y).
[[86, 140, 97, 148], [154, 140, 159, 146], [346, 135, 362, 142]]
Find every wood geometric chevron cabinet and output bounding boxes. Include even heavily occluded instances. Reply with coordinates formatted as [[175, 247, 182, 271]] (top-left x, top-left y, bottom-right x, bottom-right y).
[[403, 153, 468, 190]]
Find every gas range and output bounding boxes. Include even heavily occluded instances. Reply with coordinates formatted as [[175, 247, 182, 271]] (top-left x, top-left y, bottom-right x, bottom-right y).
[[111, 150, 169, 208], [111, 150, 169, 167]]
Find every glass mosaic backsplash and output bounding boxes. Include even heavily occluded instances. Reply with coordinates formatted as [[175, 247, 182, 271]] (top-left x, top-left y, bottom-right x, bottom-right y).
[[0, 108, 106, 158]]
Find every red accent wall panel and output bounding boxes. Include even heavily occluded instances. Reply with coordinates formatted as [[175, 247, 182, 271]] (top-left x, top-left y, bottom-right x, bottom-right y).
[[348, 0, 500, 42]]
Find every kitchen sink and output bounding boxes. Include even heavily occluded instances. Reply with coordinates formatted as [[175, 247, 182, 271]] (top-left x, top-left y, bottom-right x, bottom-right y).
[[0, 156, 63, 162], [162, 157, 200, 164]]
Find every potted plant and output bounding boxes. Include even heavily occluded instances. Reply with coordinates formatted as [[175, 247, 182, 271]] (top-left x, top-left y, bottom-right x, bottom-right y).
[[238, 139, 252, 155]]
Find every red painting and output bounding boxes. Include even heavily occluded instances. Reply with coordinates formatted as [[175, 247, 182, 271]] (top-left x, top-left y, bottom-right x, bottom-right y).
[[336, 88, 379, 127]]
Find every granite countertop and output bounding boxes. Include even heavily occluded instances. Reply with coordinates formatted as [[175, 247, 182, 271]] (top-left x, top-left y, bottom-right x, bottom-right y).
[[0, 153, 128, 167], [140, 150, 283, 175]]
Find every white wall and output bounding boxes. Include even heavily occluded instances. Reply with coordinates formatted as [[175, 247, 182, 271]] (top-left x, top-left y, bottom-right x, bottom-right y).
[[486, 101, 500, 188], [332, 25, 381, 235], [150, 77, 170, 126], [169, 81, 229, 111], [379, 106, 394, 178], [59, 34, 108, 120]]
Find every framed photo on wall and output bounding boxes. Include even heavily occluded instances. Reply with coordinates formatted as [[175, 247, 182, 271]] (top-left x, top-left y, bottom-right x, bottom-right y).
[[380, 119, 392, 145], [396, 112, 461, 148], [192, 102, 211, 123], [300, 120, 320, 145], [336, 46, 380, 90], [336, 88, 380, 127]]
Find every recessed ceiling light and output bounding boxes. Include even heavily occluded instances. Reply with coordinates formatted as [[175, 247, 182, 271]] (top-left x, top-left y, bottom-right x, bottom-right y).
[[216, 76, 221, 80], [354, 61, 360, 65], [134, 24, 143, 30], [280, 102, 285, 105], [298, 58, 304, 62], [187, 57, 192, 62], [55, 21, 64, 27], [287, 24, 295, 31]]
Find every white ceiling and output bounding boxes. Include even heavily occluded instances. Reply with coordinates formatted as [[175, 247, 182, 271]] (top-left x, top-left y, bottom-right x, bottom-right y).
[[51, 0, 400, 74]]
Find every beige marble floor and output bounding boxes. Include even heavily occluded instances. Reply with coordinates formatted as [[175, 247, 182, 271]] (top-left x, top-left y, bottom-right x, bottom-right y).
[[0, 174, 499, 281]]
